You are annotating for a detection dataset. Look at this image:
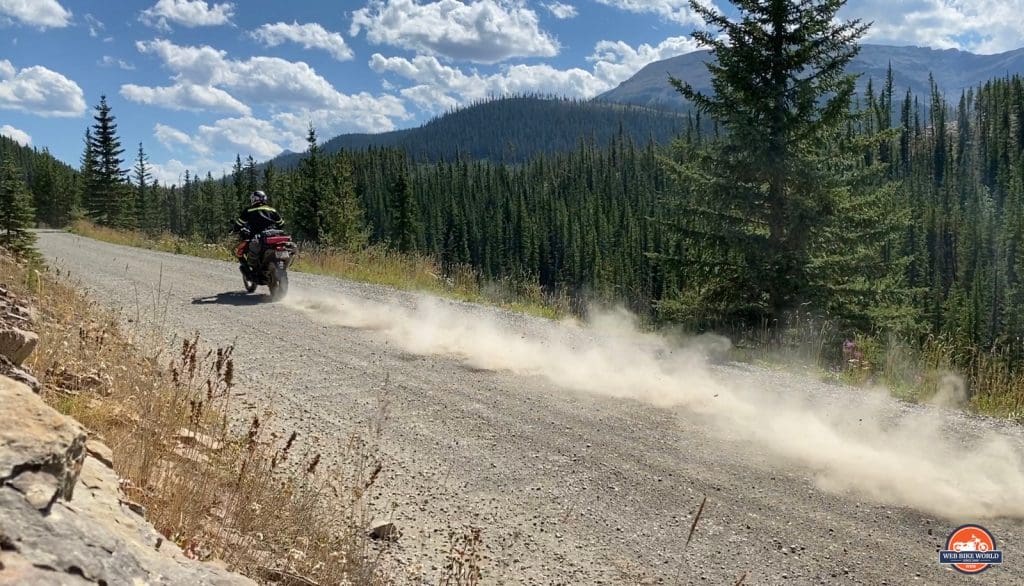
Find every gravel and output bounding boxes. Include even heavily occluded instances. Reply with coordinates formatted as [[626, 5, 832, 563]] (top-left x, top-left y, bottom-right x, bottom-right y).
[[39, 232, 1024, 585]]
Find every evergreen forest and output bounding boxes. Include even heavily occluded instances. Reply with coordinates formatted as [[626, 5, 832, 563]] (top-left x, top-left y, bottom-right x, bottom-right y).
[[4, 0, 1024, 382]]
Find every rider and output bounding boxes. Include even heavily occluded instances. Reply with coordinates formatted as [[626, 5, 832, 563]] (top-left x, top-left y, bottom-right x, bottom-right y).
[[233, 190, 285, 268]]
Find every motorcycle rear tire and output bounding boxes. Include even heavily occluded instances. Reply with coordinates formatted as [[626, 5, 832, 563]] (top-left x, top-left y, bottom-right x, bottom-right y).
[[269, 263, 289, 301]]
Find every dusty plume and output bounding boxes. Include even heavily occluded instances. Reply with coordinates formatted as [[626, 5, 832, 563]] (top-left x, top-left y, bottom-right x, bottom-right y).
[[286, 290, 1024, 520]]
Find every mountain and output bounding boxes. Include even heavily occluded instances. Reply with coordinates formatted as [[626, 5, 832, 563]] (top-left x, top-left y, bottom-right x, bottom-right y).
[[269, 96, 689, 167], [598, 44, 1024, 110]]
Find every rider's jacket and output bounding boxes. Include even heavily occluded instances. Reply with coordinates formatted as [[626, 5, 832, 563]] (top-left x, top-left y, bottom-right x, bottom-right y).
[[234, 206, 284, 235]]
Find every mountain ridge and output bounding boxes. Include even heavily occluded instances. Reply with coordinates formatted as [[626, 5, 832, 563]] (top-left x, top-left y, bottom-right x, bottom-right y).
[[598, 43, 1024, 109]]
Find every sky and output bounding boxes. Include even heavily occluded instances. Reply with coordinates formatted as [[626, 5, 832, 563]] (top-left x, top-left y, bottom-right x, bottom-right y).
[[3, 0, 1024, 185]]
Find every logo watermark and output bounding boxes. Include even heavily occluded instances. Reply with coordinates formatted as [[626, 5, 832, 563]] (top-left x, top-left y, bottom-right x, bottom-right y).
[[939, 525, 1003, 574]]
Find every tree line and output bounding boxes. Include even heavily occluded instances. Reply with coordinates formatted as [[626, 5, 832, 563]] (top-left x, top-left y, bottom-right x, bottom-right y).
[[8, 0, 1024, 377]]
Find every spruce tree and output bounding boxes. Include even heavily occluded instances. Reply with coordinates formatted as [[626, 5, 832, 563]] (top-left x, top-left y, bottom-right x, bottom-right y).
[[134, 143, 155, 234], [0, 154, 36, 256], [660, 0, 869, 327], [79, 128, 98, 222], [390, 171, 419, 253], [295, 124, 326, 242], [88, 96, 131, 227]]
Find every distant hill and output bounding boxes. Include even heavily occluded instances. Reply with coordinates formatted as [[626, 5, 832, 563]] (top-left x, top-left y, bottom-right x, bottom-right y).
[[268, 96, 689, 168], [598, 44, 1024, 110]]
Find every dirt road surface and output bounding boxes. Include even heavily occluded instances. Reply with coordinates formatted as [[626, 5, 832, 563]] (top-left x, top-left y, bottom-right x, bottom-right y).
[[38, 232, 1024, 585]]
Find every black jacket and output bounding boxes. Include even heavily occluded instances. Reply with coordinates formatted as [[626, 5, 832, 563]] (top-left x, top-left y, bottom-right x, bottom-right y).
[[234, 205, 284, 235]]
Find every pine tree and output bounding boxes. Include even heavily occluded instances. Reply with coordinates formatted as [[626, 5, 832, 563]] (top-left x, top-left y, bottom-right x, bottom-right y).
[[390, 171, 419, 253], [134, 143, 155, 234], [88, 96, 131, 227], [295, 125, 327, 242], [0, 154, 36, 256], [660, 0, 869, 327], [79, 128, 98, 222]]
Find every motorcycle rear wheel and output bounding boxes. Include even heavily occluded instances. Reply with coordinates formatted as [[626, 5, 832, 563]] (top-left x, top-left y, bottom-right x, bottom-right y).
[[269, 263, 289, 301]]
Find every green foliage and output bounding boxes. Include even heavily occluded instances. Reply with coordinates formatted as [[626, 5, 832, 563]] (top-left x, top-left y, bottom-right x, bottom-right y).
[[0, 154, 37, 256], [661, 0, 871, 326], [84, 96, 132, 228]]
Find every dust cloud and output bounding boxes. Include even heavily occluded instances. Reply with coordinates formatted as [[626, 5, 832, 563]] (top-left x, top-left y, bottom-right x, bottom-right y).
[[285, 290, 1024, 520]]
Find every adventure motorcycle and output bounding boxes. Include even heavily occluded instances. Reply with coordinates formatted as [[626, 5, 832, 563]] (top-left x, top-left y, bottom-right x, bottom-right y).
[[236, 229, 297, 301]]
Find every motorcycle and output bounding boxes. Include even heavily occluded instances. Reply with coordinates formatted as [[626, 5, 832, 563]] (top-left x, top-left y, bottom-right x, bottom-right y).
[[237, 229, 297, 301]]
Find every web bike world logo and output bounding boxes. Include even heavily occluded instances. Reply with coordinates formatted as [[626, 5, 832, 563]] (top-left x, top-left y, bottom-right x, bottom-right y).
[[939, 525, 1003, 574]]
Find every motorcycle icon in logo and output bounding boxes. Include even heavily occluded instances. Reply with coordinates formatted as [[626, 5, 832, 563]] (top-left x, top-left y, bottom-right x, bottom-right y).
[[939, 525, 1003, 574]]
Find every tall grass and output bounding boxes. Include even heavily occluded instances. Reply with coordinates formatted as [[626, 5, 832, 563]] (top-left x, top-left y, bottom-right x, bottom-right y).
[[6, 251, 393, 582], [71, 221, 570, 319]]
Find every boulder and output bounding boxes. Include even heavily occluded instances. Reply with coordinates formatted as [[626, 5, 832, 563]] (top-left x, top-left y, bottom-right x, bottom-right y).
[[0, 327, 38, 366], [0, 376, 255, 585], [0, 354, 39, 392], [369, 521, 401, 542]]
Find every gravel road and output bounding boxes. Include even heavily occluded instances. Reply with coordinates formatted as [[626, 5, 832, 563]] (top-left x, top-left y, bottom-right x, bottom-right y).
[[38, 231, 1024, 585]]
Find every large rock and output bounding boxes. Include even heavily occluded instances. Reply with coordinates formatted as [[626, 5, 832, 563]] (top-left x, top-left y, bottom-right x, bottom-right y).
[[0, 327, 37, 366], [0, 376, 255, 585]]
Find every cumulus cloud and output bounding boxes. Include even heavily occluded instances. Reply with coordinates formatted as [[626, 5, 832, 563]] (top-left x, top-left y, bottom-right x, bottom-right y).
[[588, 36, 701, 87], [594, 0, 706, 25], [148, 157, 232, 186], [0, 59, 86, 117], [350, 0, 559, 64], [0, 0, 71, 28], [129, 38, 410, 135], [153, 123, 193, 151], [194, 117, 283, 160], [251, 21, 354, 61], [121, 82, 251, 116], [370, 35, 699, 114], [140, 0, 233, 30], [0, 124, 31, 146], [844, 0, 1024, 54], [544, 2, 577, 19]]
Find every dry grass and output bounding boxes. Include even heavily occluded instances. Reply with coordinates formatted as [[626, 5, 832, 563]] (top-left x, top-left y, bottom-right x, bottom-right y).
[[71, 221, 569, 320], [5, 251, 393, 583]]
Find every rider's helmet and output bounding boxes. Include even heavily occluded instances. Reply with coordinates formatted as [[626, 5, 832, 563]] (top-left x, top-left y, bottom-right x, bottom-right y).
[[250, 190, 268, 206]]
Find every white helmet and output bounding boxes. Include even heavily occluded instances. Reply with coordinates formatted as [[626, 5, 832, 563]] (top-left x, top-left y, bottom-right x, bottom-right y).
[[250, 190, 268, 206]]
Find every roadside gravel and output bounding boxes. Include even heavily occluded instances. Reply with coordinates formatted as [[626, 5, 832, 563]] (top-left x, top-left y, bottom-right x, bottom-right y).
[[38, 232, 1024, 585]]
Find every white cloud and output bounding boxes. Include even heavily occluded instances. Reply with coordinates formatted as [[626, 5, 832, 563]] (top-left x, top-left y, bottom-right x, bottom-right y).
[[369, 35, 699, 114], [153, 123, 193, 150], [0, 124, 31, 146], [544, 2, 577, 19], [121, 82, 251, 116], [84, 13, 104, 37], [131, 39, 410, 130], [140, 0, 233, 30], [100, 56, 136, 70], [588, 36, 701, 87], [0, 60, 86, 117], [195, 117, 283, 160], [251, 21, 354, 62], [594, 0, 705, 25], [845, 0, 1024, 54], [0, 0, 71, 28], [350, 0, 559, 64], [148, 157, 232, 186]]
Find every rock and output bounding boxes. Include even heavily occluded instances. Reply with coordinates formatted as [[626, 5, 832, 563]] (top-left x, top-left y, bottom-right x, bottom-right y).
[[0, 376, 255, 585], [54, 369, 109, 394], [0, 374, 86, 503], [369, 521, 401, 542], [175, 427, 225, 452], [0, 327, 38, 366], [0, 354, 39, 392], [85, 439, 114, 470]]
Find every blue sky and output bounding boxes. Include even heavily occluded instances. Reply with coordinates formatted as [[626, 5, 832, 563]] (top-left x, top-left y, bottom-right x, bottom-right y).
[[2, 0, 1023, 185]]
